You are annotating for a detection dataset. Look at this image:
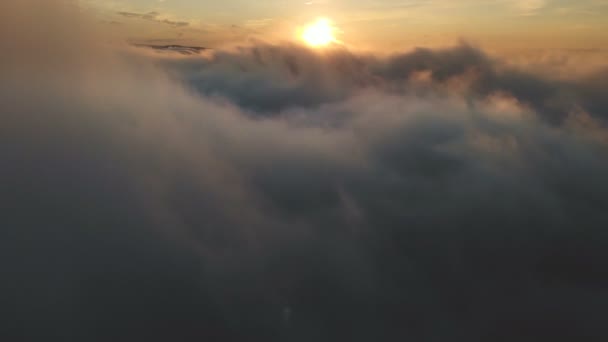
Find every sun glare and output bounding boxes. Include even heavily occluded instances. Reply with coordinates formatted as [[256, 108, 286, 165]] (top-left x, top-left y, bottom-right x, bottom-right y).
[[301, 18, 336, 47]]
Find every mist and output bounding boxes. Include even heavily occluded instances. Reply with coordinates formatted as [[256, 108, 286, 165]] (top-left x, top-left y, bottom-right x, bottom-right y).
[[2, 1, 608, 341]]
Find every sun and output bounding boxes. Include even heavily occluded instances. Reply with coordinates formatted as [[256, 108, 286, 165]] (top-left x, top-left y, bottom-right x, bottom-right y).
[[301, 18, 336, 47]]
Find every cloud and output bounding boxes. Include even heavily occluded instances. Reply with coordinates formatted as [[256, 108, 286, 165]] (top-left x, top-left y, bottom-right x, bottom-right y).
[[157, 42, 608, 123], [117, 10, 189, 27], [513, 0, 549, 15], [2, 1, 608, 341]]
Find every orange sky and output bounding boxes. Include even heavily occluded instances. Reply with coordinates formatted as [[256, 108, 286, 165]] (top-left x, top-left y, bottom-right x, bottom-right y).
[[85, 0, 608, 52]]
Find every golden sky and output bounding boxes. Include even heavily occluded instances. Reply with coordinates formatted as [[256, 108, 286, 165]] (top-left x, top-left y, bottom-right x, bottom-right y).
[[86, 0, 608, 51]]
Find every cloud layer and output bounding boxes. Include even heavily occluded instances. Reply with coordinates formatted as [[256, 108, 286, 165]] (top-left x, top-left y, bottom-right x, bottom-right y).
[[2, 1, 608, 341]]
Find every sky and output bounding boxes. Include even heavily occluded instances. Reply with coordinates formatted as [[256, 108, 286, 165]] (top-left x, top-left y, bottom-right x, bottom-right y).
[[2, 1, 608, 341], [86, 0, 608, 50]]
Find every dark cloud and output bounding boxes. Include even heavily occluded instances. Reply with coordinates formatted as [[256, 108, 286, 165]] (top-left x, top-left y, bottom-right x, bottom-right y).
[[2, 1, 608, 341], [133, 43, 208, 55], [157, 42, 608, 123]]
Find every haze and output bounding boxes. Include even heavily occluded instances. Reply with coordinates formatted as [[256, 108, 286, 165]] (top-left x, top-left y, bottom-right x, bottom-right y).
[[2, 1, 608, 341]]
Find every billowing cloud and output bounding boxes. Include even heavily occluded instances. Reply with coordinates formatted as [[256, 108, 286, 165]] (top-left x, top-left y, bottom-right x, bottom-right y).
[[2, 1, 608, 341], [157, 42, 608, 123]]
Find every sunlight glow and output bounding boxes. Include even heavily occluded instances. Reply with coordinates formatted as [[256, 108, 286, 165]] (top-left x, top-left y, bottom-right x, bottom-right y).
[[301, 18, 336, 47]]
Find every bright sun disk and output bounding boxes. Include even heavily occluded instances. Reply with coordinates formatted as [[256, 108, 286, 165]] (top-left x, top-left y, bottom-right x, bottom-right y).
[[301, 18, 336, 47]]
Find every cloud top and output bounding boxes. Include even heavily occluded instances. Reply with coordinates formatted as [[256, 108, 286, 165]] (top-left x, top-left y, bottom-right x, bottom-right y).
[[2, 1, 608, 341]]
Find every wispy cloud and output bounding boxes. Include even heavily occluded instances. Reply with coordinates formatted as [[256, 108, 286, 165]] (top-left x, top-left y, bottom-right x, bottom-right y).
[[512, 0, 549, 16], [116, 10, 189, 27]]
